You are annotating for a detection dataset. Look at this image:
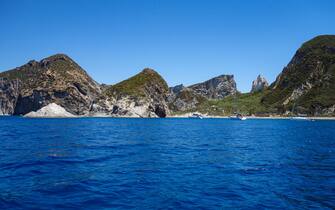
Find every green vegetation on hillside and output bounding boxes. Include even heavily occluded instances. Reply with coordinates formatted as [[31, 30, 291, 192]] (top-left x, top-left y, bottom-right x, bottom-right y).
[[171, 91, 276, 116], [300, 35, 335, 51], [262, 35, 335, 114], [0, 62, 39, 82], [197, 91, 270, 116], [105, 68, 168, 98], [0, 54, 87, 83]]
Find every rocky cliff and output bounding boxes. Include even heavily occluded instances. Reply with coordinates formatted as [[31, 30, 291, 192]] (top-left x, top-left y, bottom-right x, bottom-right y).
[[167, 35, 335, 116], [2, 35, 335, 117], [0, 54, 101, 115], [189, 75, 237, 99], [251, 75, 268, 93], [0, 55, 171, 117], [0, 78, 21, 115], [167, 75, 237, 112], [92, 68, 170, 117], [262, 35, 335, 115], [167, 85, 206, 112]]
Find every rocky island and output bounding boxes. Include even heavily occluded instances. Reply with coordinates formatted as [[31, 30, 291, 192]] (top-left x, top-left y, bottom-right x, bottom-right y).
[[0, 35, 335, 117]]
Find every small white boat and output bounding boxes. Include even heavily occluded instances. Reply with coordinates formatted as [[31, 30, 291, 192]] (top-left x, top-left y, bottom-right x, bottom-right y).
[[239, 116, 247, 121], [189, 113, 203, 119], [229, 114, 247, 120], [290, 116, 310, 121]]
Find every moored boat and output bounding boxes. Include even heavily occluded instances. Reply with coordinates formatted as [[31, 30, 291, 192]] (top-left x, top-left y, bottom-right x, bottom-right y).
[[229, 113, 247, 120], [189, 113, 203, 119], [290, 116, 311, 121]]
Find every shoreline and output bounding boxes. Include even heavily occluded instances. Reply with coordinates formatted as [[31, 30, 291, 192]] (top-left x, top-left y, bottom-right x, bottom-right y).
[[168, 115, 335, 120], [2, 114, 335, 120]]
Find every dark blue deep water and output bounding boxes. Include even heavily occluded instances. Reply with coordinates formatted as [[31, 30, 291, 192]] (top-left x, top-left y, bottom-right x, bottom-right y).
[[0, 117, 335, 209]]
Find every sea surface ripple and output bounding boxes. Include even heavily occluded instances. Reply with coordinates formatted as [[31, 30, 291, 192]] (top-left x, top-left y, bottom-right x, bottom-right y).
[[0, 117, 334, 209]]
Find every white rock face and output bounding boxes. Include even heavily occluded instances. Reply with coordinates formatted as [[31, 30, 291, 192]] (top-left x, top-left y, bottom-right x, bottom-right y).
[[322, 104, 335, 115], [111, 97, 158, 118], [283, 82, 313, 105], [89, 97, 160, 118], [251, 75, 269, 93], [189, 75, 237, 99], [24, 103, 75, 118]]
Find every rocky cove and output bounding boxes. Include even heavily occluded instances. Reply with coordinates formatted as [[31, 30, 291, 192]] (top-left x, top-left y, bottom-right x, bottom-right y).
[[0, 54, 241, 118], [1, 35, 335, 118]]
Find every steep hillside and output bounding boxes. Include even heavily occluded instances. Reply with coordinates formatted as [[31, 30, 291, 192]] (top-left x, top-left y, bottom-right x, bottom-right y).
[[262, 35, 335, 116], [168, 85, 207, 112], [95, 68, 170, 117], [189, 75, 237, 99], [0, 54, 101, 115], [105, 68, 168, 98], [168, 75, 237, 113]]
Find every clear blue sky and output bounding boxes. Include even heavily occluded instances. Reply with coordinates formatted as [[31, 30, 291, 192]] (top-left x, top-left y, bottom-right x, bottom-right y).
[[1, 0, 334, 92]]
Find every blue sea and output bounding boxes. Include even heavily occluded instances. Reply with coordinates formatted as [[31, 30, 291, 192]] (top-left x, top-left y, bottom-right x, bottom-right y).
[[0, 117, 334, 209]]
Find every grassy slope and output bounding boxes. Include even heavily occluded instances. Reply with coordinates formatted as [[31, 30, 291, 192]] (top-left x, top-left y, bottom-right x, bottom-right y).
[[171, 91, 273, 116], [198, 91, 270, 116], [105, 68, 168, 98]]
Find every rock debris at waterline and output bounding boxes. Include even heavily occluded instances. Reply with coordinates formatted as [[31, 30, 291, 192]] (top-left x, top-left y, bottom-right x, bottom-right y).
[[24, 103, 75, 118]]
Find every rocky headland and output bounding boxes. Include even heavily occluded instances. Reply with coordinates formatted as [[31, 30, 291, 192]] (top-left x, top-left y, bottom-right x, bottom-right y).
[[1, 35, 335, 117]]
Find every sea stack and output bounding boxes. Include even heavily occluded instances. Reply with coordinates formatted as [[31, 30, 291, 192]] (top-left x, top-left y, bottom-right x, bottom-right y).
[[251, 75, 269, 93]]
